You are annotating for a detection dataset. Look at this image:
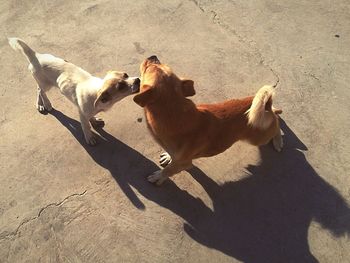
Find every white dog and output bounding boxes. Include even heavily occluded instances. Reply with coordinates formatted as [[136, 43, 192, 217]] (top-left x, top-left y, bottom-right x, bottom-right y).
[[8, 38, 140, 145]]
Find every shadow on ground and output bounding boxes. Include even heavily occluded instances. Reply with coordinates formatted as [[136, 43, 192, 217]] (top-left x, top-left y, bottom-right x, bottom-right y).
[[50, 110, 350, 263]]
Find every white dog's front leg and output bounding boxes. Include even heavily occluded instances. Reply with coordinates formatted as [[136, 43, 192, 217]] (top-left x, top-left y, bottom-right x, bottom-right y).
[[89, 116, 105, 129], [79, 112, 97, 145], [36, 90, 45, 113]]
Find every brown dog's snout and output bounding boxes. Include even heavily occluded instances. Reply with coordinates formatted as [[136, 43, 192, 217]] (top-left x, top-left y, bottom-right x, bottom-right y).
[[147, 55, 160, 64]]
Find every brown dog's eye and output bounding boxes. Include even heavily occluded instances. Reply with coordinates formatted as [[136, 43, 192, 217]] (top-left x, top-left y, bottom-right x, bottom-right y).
[[123, 73, 129, 79]]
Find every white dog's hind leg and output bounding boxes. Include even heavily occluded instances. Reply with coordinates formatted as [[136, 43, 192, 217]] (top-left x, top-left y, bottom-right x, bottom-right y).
[[36, 87, 45, 113], [39, 89, 52, 111], [79, 112, 97, 145], [32, 70, 52, 112], [35, 83, 52, 113]]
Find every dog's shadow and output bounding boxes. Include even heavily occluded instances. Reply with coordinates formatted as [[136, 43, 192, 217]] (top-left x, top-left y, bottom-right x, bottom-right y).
[[185, 121, 350, 262], [49, 109, 209, 213], [50, 110, 350, 263]]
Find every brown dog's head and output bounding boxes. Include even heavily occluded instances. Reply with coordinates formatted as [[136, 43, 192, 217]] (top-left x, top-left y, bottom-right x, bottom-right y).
[[133, 56, 195, 107], [94, 71, 140, 110]]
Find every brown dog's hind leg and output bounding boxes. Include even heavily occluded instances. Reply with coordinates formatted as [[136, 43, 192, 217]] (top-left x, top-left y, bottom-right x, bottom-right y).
[[272, 106, 282, 115], [272, 128, 283, 152]]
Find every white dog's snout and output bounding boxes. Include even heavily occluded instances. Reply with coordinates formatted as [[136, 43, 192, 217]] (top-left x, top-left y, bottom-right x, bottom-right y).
[[130, 77, 140, 93]]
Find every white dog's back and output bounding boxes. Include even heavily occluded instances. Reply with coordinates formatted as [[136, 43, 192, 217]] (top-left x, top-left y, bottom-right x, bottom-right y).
[[9, 37, 141, 145], [8, 38, 93, 97], [8, 37, 42, 72], [9, 38, 89, 78]]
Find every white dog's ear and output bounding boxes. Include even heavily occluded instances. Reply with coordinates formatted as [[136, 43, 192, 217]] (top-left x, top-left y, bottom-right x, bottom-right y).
[[133, 85, 156, 107], [94, 78, 118, 108], [181, 79, 195, 97], [94, 90, 111, 108]]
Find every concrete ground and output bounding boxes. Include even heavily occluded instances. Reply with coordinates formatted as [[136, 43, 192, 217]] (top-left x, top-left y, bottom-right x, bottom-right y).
[[1, 0, 349, 262]]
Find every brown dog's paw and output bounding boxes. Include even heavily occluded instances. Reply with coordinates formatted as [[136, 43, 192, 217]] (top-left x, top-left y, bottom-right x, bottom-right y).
[[147, 170, 167, 186], [272, 136, 283, 152], [159, 152, 172, 167]]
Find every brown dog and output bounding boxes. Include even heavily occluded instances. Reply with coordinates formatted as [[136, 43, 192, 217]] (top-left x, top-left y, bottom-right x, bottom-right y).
[[134, 56, 283, 185]]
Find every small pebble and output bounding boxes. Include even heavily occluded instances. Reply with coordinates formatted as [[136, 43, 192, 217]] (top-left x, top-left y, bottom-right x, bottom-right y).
[[335, 34, 340, 38], [137, 118, 142, 122]]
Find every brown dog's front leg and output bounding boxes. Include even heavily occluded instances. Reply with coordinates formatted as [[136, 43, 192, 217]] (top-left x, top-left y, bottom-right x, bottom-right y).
[[148, 160, 193, 186], [159, 152, 172, 167]]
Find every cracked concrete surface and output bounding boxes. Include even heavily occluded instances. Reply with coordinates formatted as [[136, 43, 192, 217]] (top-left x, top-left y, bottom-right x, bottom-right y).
[[1, 0, 349, 262], [1, 190, 87, 240]]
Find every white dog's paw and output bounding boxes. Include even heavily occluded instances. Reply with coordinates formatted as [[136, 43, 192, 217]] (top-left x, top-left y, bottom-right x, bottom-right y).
[[45, 104, 53, 112], [36, 102, 52, 113], [85, 133, 98, 146], [160, 152, 172, 167], [273, 136, 283, 152], [36, 104, 46, 113], [147, 170, 167, 185], [90, 117, 105, 129]]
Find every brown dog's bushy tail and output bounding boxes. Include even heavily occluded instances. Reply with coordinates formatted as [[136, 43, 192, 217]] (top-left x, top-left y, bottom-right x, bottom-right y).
[[246, 85, 279, 130], [8, 37, 41, 71]]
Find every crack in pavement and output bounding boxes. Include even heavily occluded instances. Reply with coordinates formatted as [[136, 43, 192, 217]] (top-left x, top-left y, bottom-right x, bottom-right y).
[[307, 72, 321, 82], [187, 0, 281, 88], [270, 67, 280, 88], [0, 190, 87, 241], [188, 0, 204, 12]]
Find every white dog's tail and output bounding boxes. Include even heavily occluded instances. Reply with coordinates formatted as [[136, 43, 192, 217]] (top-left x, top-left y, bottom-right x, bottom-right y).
[[8, 37, 41, 70], [246, 85, 278, 130]]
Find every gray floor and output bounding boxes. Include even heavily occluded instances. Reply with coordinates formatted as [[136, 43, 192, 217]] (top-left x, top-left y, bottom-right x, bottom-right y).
[[0, 1, 349, 262]]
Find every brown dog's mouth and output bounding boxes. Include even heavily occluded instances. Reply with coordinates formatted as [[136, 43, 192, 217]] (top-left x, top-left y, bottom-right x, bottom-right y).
[[147, 55, 160, 64]]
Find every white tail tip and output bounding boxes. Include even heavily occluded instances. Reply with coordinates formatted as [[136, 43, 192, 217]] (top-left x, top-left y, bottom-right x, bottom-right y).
[[246, 85, 276, 130]]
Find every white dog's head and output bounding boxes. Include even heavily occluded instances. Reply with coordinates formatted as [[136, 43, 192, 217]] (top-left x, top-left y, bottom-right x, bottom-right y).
[[94, 71, 140, 110]]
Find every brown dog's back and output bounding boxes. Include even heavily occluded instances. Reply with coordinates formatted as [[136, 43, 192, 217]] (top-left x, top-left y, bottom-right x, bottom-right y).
[[134, 56, 283, 185], [145, 86, 280, 161], [193, 96, 254, 157]]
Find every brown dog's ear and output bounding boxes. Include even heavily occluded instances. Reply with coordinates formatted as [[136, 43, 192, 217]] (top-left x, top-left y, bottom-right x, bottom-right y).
[[181, 79, 196, 97], [133, 86, 156, 107]]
